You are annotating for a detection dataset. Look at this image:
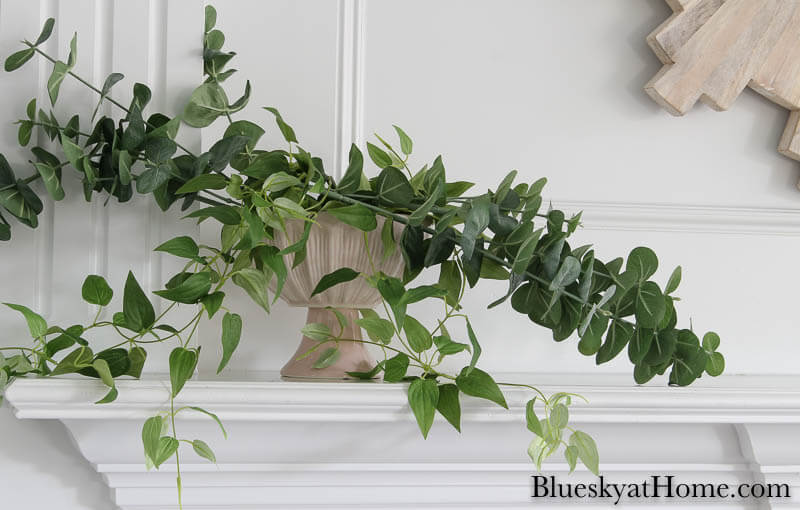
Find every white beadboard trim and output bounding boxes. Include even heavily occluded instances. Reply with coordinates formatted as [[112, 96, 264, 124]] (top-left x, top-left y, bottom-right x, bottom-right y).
[[550, 199, 800, 235], [332, 0, 366, 179], [33, 0, 58, 317], [7, 374, 800, 423], [89, 0, 113, 320]]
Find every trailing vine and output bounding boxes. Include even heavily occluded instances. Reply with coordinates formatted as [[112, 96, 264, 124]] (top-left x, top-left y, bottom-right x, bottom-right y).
[[0, 7, 725, 508]]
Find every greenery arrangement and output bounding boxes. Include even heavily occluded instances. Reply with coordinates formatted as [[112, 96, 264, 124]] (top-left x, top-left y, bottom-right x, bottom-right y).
[[0, 7, 725, 507]]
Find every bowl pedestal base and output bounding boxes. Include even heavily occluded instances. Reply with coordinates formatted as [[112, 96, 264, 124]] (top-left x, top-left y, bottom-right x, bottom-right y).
[[280, 307, 378, 380]]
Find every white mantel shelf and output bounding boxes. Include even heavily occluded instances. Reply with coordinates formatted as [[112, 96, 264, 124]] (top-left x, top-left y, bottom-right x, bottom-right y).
[[6, 374, 800, 509]]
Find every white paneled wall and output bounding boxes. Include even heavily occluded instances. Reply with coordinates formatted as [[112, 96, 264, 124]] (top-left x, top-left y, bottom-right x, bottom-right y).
[[1, 0, 799, 508]]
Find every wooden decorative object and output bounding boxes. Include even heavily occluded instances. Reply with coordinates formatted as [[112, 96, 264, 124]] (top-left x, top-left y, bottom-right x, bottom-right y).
[[645, 0, 800, 169]]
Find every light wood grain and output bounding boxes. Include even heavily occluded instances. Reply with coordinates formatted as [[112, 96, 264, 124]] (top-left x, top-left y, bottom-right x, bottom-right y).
[[646, 0, 800, 178]]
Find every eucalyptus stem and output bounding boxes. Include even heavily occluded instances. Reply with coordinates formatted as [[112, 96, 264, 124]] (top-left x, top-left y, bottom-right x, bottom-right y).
[[25, 43, 197, 158]]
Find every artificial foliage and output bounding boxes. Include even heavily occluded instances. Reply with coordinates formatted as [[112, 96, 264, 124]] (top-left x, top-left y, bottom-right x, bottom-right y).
[[0, 8, 724, 508]]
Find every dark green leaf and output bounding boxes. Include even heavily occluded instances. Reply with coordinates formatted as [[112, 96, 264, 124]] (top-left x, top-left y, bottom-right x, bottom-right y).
[[383, 352, 409, 382], [176, 174, 228, 194], [155, 236, 200, 259], [366, 142, 391, 168], [154, 272, 211, 304], [200, 291, 225, 319], [635, 281, 665, 329], [628, 327, 654, 364], [627, 246, 658, 282], [204, 5, 217, 31], [403, 315, 432, 352], [123, 271, 155, 332], [511, 228, 542, 274], [263, 107, 297, 143], [217, 312, 242, 373], [465, 319, 482, 373], [4, 48, 34, 72], [327, 204, 376, 231], [169, 347, 197, 397], [35, 18, 56, 46], [311, 267, 360, 297], [596, 319, 633, 364], [81, 275, 113, 306], [526, 399, 543, 436], [136, 162, 176, 194], [460, 197, 490, 260], [127, 346, 147, 378], [338, 144, 364, 193], [435, 383, 460, 431], [185, 205, 241, 225]]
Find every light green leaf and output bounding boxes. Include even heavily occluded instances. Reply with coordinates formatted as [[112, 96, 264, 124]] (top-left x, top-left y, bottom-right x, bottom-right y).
[[665, 265, 682, 294], [93, 358, 115, 388], [4, 303, 47, 338], [355, 317, 395, 344], [408, 378, 439, 439], [313, 347, 340, 369], [569, 430, 599, 475], [187, 406, 228, 438], [183, 83, 229, 128], [550, 403, 568, 429], [548, 256, 581, 291], [455, 367, 507, 409], [231, 268, 270, 312], [141, 416, 163, 466], [192, 439, 216, 463], [47, 61, 69, 105], [706, 351, 725, 376], [702, 331, 720, 352], [152, 436, 179, 468], [301, 322, 332, 342], [393, 125, 413, 155], [33, 162, 64, 200]]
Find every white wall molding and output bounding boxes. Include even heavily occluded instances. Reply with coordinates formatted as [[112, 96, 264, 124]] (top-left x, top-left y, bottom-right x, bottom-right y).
[[551, 199, 800, 235], [6, 374, 800, 509], [332, 0, 366, 179]]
